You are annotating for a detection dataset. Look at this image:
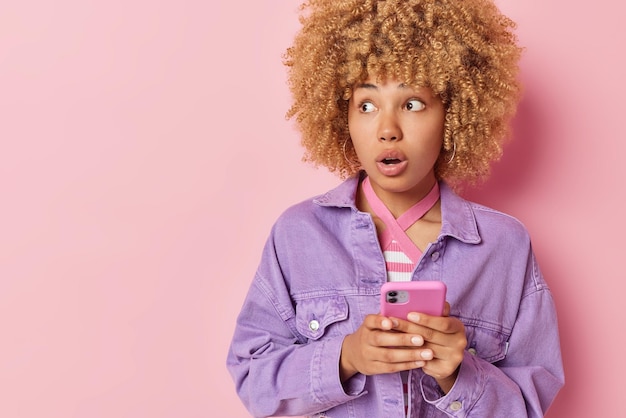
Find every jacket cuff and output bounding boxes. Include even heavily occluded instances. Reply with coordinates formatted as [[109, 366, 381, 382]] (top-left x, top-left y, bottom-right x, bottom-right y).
[[311, 336, 367, 405], [420, 351, 485, 416]]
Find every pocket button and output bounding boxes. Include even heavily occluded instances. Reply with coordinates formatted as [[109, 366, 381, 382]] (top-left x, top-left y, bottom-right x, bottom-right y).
[[309, 319, 320, 332], [450, 401, 463, 411]]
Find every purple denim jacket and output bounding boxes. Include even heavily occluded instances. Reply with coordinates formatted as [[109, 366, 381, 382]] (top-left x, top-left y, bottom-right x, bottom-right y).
[[227, 175, 564, 417]]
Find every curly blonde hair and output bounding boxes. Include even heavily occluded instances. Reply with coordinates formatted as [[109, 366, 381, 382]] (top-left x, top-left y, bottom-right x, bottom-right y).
[[284, 0, 522, 185]]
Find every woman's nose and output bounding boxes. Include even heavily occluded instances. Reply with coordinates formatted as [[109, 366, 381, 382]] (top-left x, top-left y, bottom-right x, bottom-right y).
[[377, 112, 402, 142]]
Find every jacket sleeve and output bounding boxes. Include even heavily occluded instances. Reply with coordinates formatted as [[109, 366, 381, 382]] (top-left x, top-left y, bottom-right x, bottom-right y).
[[420, 253, 564, 417], [226, 233, 366, 417]]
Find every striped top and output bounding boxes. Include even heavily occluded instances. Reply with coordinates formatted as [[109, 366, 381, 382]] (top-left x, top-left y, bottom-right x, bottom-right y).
[[384, 240, 415, 282]]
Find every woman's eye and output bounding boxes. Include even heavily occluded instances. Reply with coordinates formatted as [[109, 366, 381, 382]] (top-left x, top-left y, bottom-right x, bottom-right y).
[[360, 102, 376, 113], [406, 99, 425, 111]]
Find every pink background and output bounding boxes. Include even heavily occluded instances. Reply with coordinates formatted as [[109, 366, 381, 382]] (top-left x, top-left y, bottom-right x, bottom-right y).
[[1, 1, 624, 417]]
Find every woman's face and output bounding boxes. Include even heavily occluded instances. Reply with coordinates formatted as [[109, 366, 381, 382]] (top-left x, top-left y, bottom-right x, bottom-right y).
[[348, 76, 445, 206]]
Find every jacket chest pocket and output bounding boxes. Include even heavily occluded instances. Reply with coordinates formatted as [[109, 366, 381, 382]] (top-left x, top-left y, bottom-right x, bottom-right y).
[[295, 296, 349, 341], [464, 324, 509, 363]]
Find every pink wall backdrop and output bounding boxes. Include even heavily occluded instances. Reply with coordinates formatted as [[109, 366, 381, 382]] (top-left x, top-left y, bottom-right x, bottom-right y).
[[1, 1, 624, 417]]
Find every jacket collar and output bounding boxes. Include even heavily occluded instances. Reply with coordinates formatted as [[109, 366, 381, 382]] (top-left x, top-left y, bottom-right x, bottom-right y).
[[314, 173, 481, 245]]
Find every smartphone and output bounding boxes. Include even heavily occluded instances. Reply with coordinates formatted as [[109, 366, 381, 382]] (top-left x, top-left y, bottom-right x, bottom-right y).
[[380, 281, 447, 319]]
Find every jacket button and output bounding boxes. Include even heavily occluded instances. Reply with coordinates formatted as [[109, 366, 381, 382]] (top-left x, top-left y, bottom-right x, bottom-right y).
[[450, 401, 462, 411], [468, 348, 477, 356], [431, 251, 440, 261], [309, 320, 320, 331]]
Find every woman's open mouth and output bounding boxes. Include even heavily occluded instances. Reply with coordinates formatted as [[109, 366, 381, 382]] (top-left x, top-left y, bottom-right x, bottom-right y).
[[376, 151, 408, 176], [381, 158, 402, 165]]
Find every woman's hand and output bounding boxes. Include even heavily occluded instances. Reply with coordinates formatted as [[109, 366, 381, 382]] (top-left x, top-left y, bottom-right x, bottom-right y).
[[399, 302, 467, 393], [339, 314, 431, 382], [340, 303, 466, 394]]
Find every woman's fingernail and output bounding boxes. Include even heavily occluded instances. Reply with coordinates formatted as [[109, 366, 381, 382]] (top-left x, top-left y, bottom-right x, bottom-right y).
[[411, 336, 423, 346], [407, 313, 420, 322]]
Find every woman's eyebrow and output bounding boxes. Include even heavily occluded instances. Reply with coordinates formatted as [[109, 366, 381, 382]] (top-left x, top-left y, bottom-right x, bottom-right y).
[[355, 83, 378, 90], [355, 83, 410, 90]]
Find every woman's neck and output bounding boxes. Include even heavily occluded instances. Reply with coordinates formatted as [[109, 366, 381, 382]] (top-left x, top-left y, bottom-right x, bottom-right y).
[[359, 176, 439, 219]]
